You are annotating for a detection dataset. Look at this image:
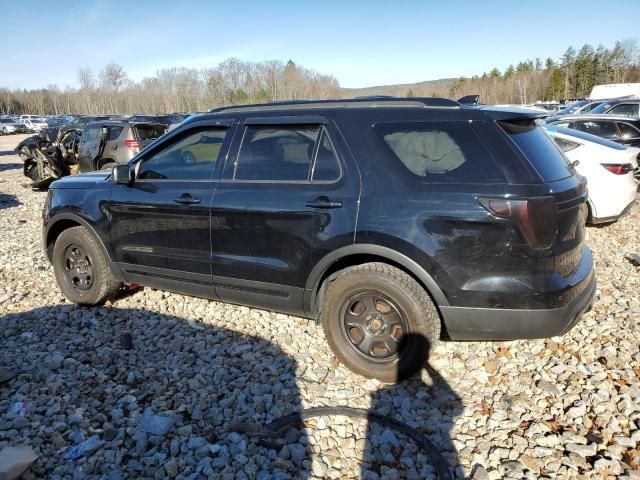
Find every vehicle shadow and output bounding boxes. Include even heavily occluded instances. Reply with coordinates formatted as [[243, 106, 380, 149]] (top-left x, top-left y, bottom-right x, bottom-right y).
[[0, 305, 311, 478], [0, 151, 19, 157], [0, 193, 21, 209], [362, 334, 463, 479], [0, 162, 21, 171]]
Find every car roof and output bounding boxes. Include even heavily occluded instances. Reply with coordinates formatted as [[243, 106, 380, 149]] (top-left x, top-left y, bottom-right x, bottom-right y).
[[549, 114, 640, 122]]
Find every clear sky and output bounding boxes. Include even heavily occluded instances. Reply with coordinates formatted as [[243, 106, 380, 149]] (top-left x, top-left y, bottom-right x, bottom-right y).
[[1, 0, 639, 90]]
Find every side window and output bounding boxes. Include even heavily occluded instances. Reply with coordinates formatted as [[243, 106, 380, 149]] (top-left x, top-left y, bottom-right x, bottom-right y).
[[138, 128, 228, 180], [617, 122, 640, 139], [553, 137, 580, 153], [234, 125, 320, 181], [83, 125, 99, 142], [375, 122, 505, 183], [608, 104, 639, 116], [578, 121, 619, 138], [108, 126, 124, 141], [311, 129, 341, 181]]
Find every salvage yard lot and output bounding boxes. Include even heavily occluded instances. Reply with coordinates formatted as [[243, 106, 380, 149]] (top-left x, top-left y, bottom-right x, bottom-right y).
[[0, 133, 639, 479]]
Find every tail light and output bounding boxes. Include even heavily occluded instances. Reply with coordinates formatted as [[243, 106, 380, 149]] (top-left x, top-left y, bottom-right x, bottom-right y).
[[478, 196, 558, 249], [600, 163, 633, 175], [124, 139, 140, 153]]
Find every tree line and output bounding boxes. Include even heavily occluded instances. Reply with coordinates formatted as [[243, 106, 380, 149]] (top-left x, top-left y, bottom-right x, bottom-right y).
[[417, 39, 640, 104], [0, 59, 340, 115], [1, 39, 639, 115]]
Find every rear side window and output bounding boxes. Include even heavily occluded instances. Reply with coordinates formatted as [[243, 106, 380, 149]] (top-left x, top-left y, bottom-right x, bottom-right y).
[[577, 121, 619, 139], [617, 122, 640, 139], [311, 129, 341, 181], [553, 137, 580, 153], [500, 120, 572, 182], [234, 126, 320, 181], [134, 124, 167, 141], [607, 104, 639, 116], [375, 122, 505, 183], [108, 126, 124, 141]]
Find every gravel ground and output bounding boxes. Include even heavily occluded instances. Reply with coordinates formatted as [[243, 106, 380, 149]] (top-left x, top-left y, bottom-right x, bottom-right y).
[[0, 133, 639, 479]]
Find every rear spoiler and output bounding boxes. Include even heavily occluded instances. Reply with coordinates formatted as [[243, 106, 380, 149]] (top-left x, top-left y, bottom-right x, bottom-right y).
[[475, 106, 549, 121], [457, 94, 480, 105]]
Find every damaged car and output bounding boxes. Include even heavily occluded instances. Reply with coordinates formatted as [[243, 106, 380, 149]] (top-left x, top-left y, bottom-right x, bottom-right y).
[[17, 125, 81, 189]]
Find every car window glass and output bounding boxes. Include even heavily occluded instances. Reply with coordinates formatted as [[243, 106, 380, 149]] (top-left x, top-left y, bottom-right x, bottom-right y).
[[234, 125, 320, 181], [83, 126, 99, 141], [617, 122, 640, 139], [608, 104, 639, 116], [553, 137, 580, 153], [311, 129, 341, 182], [578, 121, 619, 138], [376, 122, 505, 183], [108, 126, 124, 141], [138, 128, 228, 180]]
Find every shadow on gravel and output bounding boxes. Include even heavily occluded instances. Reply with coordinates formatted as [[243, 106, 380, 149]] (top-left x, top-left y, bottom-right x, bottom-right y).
[[0, 151, 18, 157], [0, 306, 311, 478], [0, 193, 21, 209], [363, 335, 463, 479], [0, 162, 21, 171]]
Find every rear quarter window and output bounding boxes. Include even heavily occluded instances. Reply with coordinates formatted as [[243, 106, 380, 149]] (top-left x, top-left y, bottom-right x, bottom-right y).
[[374, 122, 506, 183], [499, 120, 572, 182], [134, 124, 167, 141]]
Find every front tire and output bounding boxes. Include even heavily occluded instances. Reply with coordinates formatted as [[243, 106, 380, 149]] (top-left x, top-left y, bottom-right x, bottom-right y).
[[321, 262, 440, 382], [52, 226, 122, 305]]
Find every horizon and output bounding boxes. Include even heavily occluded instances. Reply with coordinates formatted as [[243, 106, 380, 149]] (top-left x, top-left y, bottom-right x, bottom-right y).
[[1, 0, 639, 91]]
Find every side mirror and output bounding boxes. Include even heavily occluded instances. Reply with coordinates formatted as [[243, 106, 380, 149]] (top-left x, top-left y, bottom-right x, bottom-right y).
[[112, 164, 132, 185]]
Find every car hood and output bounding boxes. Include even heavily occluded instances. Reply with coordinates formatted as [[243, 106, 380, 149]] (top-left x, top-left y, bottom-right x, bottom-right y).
[[50, 171, 111, 189]]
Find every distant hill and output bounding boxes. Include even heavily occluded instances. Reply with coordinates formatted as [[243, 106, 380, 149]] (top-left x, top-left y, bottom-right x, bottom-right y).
[[339, 78, 455, 98]]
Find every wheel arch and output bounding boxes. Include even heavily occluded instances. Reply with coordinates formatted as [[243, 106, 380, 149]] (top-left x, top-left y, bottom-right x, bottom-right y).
[[305, 244, 449, 317], [45, 214, 113, 265]]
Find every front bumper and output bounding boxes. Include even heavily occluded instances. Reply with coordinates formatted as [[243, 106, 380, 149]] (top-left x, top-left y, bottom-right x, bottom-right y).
[[441, 252, 596, 341]]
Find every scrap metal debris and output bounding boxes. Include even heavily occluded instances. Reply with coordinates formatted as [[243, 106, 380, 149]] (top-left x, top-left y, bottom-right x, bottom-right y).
[[626, 253, 640, 267]]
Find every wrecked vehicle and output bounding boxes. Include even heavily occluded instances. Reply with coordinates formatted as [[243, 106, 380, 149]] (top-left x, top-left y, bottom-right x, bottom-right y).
[[77, 120, 167, 172], [17, 126, 81, 189]]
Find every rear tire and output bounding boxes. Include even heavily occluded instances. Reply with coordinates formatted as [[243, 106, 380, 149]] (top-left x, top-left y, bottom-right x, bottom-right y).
[[321, 262, 440, 382], [52, 226, 122, 305]]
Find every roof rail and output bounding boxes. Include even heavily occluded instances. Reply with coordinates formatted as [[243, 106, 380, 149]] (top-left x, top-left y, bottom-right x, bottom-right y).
[[208, 96, 460, 114]]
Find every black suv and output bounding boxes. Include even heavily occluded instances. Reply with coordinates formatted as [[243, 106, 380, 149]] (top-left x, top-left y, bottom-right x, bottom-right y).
[[43, 98, 595, 381]]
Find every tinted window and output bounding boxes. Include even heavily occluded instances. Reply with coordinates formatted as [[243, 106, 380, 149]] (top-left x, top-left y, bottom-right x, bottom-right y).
[[581, 102, 602, 113], [608, 103, 639, 116], [617, 122, 640, 139], [134, 124, 166, 141], [311, 129, 341, 181], [138, 128, 227, 180], [578, 121, 619, 138], [234, 125, 320, 181], [108, 126, 124, 141], [376, 122, 505, 183], [500, 120, 572, 182], [589, 102, 613, 114]]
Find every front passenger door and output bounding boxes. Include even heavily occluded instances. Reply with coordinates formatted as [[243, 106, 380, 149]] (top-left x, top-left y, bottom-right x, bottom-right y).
[[106, 124, 232, 298]]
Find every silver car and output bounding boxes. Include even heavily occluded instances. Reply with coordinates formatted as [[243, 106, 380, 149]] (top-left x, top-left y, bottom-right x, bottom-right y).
[[0, 118, 27, 134]]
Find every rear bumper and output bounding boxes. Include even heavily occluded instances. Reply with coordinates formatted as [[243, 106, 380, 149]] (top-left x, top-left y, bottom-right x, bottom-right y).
[[441, 263, 596, 341]]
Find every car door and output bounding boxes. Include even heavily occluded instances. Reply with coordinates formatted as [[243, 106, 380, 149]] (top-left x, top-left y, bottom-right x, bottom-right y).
[[106, 122, 233, 299], [77, 124, 102, 171], [210, 116, 360, 315]]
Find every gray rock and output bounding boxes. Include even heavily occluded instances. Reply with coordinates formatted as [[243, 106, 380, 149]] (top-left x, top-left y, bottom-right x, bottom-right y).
[[137, 412, 175, 436]]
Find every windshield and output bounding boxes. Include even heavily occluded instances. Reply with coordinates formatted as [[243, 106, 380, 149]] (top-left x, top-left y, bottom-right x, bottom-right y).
[[557, 100, 588, 115], [589, 102, 614, 114]]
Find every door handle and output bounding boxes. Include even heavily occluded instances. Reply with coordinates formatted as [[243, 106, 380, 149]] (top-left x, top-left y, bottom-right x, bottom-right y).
[[306, 196, 342, 209], [174, 194, 201, 205]]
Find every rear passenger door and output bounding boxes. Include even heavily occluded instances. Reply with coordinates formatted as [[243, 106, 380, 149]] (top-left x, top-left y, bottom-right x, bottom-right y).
[[77, 124, 101, 171], [210, 116, 360, 315]]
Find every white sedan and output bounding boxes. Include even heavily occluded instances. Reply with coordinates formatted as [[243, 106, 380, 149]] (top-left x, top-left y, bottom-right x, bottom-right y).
[[543, 125, 638, 224]]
